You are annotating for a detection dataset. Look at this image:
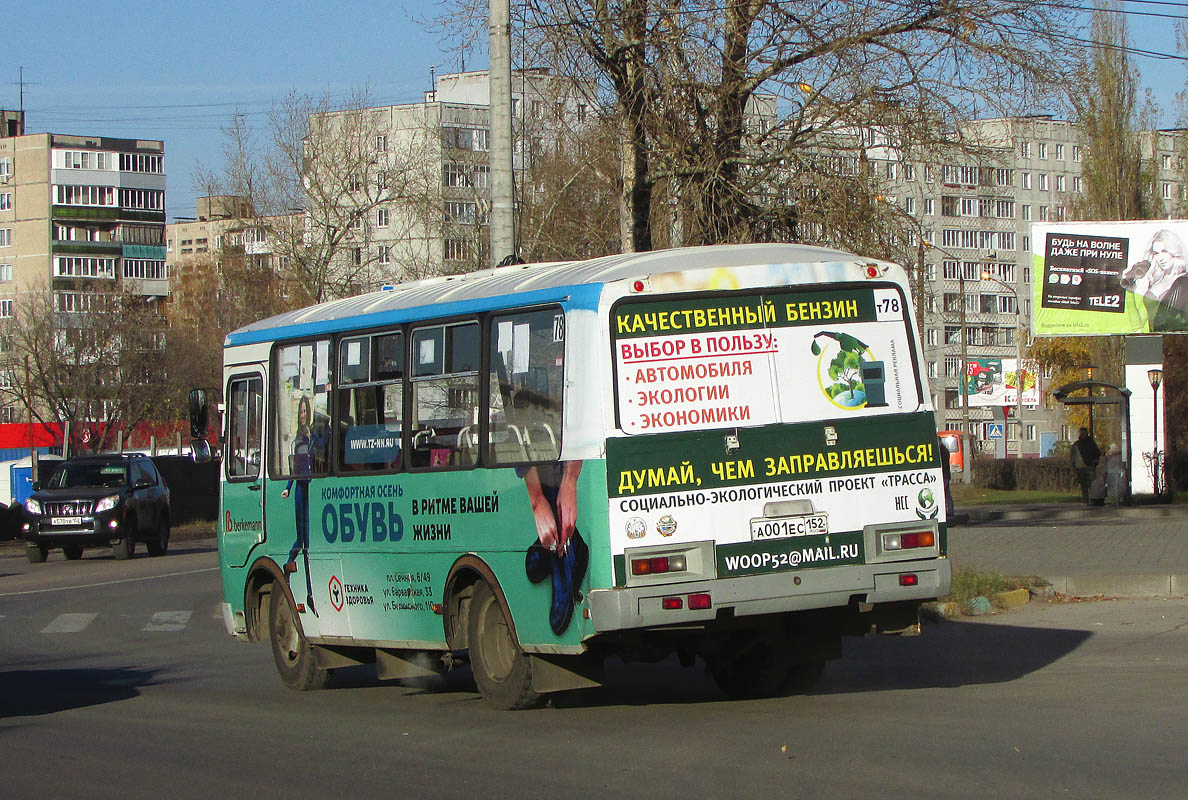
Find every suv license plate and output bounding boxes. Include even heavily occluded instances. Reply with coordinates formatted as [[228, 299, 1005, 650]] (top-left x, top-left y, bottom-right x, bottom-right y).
[[52, 516, 83, 526], [750, 513, 829, 541]]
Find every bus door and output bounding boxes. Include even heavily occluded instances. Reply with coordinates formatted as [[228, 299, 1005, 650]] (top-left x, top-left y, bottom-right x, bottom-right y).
[[223, 369, 266, 568]]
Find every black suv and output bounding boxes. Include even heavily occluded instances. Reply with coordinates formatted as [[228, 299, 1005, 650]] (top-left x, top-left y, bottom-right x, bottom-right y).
[[21, 454, 171, 563]]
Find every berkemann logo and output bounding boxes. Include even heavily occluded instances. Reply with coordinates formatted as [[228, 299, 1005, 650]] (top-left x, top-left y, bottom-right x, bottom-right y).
[[810, 331, 875, 411]]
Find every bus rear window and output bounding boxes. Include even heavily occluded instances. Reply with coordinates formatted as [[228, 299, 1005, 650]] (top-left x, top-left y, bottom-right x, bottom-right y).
[[611, 285, 920, 434]]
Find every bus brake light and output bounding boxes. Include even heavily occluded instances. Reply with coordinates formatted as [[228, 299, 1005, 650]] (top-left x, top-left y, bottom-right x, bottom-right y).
[[687, 593, 712, 610], [899, 574, 919, 587], [662, 597, 683, 610]]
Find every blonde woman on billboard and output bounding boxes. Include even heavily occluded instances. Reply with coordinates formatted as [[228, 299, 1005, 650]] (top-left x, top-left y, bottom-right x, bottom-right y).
[[1122, 228, 1188, 331]]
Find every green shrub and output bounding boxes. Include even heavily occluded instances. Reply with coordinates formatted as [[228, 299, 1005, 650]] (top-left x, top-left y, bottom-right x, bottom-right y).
[[971, 455, 1078, 491]]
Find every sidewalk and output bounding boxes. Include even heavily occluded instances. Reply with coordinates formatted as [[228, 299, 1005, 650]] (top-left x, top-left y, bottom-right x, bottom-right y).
[[947, 501, 1188, 597]]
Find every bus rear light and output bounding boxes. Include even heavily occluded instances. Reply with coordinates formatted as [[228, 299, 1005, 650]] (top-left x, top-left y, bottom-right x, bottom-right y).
[[631, 279, 646, 293], [687, 593, 712, 610], [630, 554, 688, 576], [662, 597, 683, 610], [899, 574, 919, 587], [882, 530, 935, 552]]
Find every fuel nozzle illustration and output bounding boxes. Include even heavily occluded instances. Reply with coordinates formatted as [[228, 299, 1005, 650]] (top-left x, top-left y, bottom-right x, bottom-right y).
[[811, 331, 884, 408]]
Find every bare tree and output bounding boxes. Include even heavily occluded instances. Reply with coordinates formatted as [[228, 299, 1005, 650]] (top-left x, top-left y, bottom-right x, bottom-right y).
[[0, 286, 172, 453], [197, 89, 444, 305], [433, 1, 1080, 252]]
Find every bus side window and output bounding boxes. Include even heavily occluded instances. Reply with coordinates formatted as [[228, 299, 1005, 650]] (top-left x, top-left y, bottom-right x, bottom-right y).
[[488, 308, 564, 465], [226, 376, 263, 480], [409, 322, 479, 469], [271, 340, 332, 480], [336, 332, 403, 472]]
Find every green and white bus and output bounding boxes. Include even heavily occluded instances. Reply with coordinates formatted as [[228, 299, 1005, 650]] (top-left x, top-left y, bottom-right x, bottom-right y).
[[197, 243, 950, 708]]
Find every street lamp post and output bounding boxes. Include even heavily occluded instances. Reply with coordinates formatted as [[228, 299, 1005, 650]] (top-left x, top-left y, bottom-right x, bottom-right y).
[[924, 241, 972, 482], [982, 270, 1024, 457], [957, 267, 971, 471], [1148, 368, 1163, 495]]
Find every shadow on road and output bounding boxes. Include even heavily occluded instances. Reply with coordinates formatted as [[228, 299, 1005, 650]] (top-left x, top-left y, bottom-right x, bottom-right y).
[[310, 618, 1093, 709], [0, 667, 156, 718]]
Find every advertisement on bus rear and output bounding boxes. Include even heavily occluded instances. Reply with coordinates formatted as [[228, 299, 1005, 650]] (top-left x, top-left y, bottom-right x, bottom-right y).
[[611, 285, 922, 435], [609, 286, 939, 584], [605, 412, 944, 582]]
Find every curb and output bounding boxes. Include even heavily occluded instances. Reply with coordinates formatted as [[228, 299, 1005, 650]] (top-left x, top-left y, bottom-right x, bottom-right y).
[[1042, 574, 1188, 598], [957, 503, 1188, 525], [994, 588, 1031, 609], [923, 587, 1033, 620]]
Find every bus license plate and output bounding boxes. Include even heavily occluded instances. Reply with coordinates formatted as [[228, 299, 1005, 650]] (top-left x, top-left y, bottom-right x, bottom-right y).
[[53, 516, 83, 527], [750, 514, 829, 541]]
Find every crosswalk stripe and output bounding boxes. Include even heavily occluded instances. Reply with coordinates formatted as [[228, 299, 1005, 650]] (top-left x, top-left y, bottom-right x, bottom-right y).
[[42, 613, 98, 633], [144, 610, 192, 631]]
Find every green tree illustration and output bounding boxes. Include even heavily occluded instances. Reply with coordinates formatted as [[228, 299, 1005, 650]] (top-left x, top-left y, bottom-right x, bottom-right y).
[[811, 331, 871, 402]]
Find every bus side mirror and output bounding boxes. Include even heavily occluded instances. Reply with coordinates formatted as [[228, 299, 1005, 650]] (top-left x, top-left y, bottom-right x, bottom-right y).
[[189, 389, 209, 439], [190, 439, 212, 464]]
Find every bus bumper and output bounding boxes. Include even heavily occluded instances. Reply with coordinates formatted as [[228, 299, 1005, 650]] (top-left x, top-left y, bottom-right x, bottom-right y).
[[586, 557, 950, 634]]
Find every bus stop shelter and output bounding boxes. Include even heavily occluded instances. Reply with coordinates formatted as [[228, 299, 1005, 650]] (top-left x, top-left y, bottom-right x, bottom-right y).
[[1051, 380, 1132, 503]]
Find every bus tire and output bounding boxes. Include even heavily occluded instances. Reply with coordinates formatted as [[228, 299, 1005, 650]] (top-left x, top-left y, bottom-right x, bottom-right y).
[[710, 638, 825, 700], [269, 581, 329, 691], [467, 580, 542, 710]]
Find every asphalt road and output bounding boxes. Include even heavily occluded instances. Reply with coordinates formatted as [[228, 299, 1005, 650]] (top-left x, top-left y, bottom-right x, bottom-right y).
[[2, 542, 1186, 799]]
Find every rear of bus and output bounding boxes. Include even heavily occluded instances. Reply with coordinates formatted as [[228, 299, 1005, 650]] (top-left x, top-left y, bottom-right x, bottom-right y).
[[591, 255, 950, 695]]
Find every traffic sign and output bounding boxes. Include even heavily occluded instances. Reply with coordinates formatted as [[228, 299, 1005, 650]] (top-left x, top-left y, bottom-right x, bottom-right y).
[[986, 423, 1004, 439]]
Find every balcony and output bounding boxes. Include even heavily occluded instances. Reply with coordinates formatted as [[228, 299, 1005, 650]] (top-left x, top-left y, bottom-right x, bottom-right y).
[[52, 240, 122, 257], [122, 244, 167, 260]]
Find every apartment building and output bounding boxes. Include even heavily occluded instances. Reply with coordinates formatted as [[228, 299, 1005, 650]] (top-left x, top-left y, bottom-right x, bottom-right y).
[[313, 69, 597, 286], [0, 111, 167, 425], [876, 116, 1183, 456]]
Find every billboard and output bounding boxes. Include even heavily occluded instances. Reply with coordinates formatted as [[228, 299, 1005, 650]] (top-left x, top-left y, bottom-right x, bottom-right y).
[[1032, 221, 1188, 335], [961, 357, 1040, 407]]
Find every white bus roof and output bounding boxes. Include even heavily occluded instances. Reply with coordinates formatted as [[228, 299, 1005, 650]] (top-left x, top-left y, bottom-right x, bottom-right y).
[[227, 243, 888, 346]]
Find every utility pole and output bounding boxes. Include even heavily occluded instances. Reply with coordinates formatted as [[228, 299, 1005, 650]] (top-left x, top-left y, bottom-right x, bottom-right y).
[[958, 267, 972, 483], [488, 0, 516, 266]]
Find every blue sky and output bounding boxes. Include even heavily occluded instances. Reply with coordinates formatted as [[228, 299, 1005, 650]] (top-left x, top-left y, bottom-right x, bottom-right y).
[[4, 2, 1185, 222]]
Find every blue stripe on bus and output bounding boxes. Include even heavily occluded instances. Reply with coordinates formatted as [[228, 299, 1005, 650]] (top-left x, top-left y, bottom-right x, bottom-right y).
[[225, 282, 605, 346]]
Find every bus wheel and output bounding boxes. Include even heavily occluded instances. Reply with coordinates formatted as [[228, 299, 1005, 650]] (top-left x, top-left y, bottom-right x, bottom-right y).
[[710, 640, 825, 700], [467, 580, 542, 710], [269, 582, 329, 691]]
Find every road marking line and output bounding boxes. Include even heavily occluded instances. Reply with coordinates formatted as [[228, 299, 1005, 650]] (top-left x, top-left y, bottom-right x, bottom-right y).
[[0, 567, 218, 597], [144, 610, 193, 632], [42, 612, 98, 633]]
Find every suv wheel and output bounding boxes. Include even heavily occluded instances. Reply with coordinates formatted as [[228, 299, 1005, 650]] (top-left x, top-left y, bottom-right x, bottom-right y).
[[113, 519, 136, 560], [147, 514, 170, 557], [62, 545, 84, 560], [26, 543, 49, 563]]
